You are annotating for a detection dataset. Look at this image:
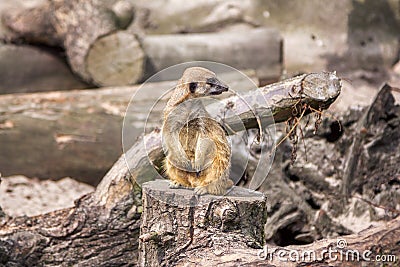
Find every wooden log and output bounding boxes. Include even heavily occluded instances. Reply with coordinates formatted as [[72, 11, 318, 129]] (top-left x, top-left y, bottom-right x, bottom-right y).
[[141, 27, 283, 84], [2, 0, 144, 87], [0, 86, 134, 185], [2, 2, 282, 86], [139, 180, 266, 266], [0, 180, 142, 266], [50, 0, 143, 86], [0, 44, 88, 94], [173, 216, 400, 266]]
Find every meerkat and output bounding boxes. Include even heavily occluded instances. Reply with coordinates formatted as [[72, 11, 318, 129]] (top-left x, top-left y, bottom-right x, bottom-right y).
[[162, 67, 233, 195]]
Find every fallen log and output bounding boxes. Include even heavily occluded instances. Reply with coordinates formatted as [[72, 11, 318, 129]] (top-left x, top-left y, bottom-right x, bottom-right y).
[[2, 1, 282, 86], [0, 85, 137, 185], [0, 72, 342, 265], [141, 27, 283, 84], [2, 0, 143, 87], [0, 45, 88, 94], [172, 216, 400, 266]]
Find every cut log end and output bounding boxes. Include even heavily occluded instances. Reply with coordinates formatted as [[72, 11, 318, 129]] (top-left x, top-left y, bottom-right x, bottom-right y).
[[141, 179, 266, 206], [86, 31, 145, 86]]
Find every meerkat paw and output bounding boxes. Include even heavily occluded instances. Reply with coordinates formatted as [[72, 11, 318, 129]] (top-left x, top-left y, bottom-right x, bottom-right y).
[[194, 179, 234, 195], [194, 186, 209, 195], [169, 180, 184, 189]]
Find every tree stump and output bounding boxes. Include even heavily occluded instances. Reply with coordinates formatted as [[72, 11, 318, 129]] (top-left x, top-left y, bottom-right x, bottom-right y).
[[139, 180, 266, 267]]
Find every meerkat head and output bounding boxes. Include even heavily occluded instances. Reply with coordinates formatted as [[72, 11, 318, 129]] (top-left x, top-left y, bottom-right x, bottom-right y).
[[164, 67, 229, 117], [179, 67, 229, 99]]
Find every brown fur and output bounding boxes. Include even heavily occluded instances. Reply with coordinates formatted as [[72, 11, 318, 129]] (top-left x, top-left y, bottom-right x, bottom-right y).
[[162, 67, 233, 195]]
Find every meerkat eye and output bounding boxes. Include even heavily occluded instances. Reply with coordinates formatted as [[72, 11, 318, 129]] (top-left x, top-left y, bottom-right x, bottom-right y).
[[189, 82, 197, 93]]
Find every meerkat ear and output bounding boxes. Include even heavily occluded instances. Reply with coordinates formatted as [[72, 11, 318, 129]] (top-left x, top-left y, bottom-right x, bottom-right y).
[[189, 82, 197, 93]]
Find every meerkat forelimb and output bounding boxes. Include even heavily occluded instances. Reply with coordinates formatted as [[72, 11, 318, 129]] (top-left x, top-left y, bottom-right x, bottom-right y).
[[193, 137, 216, 175]]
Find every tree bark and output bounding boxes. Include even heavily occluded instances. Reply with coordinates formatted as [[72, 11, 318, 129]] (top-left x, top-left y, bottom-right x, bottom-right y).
[[172, 216, 400, 266]]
